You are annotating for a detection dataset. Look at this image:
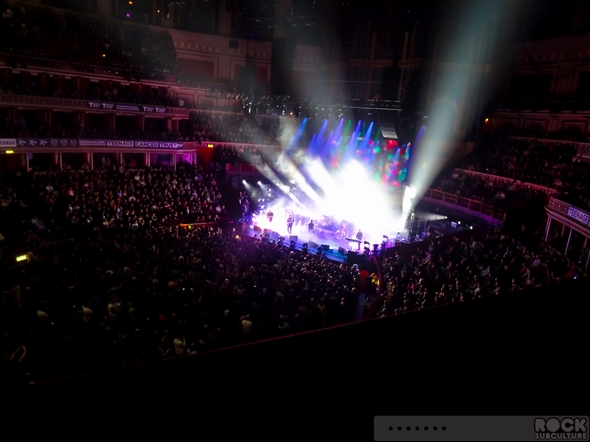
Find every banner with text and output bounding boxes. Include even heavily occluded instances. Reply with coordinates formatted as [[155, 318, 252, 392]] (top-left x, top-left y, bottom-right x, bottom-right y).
[[17, 138, 79, 147], [88, 102, 167, 113], [0, 138, 17, 147], [12, 139, 185, 149], [567, 206, 590, 227]]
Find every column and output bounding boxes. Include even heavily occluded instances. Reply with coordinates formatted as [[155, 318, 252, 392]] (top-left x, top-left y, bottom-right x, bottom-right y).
[[118, 152, 123, 165], [87, 152, 93, 170], [561, 224, 567, 236], [25, 154, 29, 173], [172, 153, 177, 170], [545, 217, 552, 242], [145, 152, 150, 167], [565, 228, 573, 256], [219, 0, 232, 36], [58, 153, 63, 170]]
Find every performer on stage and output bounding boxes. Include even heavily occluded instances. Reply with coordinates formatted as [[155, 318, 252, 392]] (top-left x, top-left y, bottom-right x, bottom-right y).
[[308, 219, 315, 237], [355, 228, 363, 251], [287, 214, 294, 234], [266, 210, 274, 223]]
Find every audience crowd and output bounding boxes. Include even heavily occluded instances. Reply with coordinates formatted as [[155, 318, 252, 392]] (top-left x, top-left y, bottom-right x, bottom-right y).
[[0, 0, 586, 396], [0, 74, 191, 109], [0, 163, 365, 387], [183, 111, 279, 145], [0, 122, 586, 390], [434, 170, 550, 211], [373, 225, 574, 318], [457, 136, 590, 210], [1, 2, 177, 76], [0, 110, 280, 145]]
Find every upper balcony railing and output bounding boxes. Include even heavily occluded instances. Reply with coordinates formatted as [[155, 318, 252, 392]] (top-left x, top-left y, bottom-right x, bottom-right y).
[[1, 53, 177, 84], [421, 188, 505, 221], [546, 198, 590, 237], [0, 93, 190, 118], [455, 168, 558, 195]]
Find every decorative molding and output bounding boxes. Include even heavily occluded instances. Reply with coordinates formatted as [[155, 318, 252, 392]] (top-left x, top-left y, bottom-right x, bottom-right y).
[[174, 40, 219, 53], [547, 198, 570, 215], [524, 119, 547, 130]]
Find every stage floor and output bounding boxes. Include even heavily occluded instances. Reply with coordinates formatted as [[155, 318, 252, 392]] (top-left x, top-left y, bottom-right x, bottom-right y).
[[244, 211, 425, 256]]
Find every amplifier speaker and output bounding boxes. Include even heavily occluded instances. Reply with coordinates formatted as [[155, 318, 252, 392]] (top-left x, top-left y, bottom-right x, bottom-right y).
[[320, 244, 330, 251], [289, 235, 298, 242], [308, 241, 319, 248], [338, 247, 347, 254]]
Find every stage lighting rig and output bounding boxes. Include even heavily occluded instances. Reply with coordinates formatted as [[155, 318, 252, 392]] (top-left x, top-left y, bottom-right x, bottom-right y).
[[234, 95, 410, 117]]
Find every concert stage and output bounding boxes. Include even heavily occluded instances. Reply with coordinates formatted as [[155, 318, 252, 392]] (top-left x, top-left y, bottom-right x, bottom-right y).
[[252, 213, 408, 250], [240, 197, 491, 267], [241, 207, 450, 265]]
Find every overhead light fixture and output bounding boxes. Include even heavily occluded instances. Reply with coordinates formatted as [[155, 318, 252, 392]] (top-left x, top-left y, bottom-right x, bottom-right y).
[[16, 254, 28, 262], [6, 150, 14, 154]]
